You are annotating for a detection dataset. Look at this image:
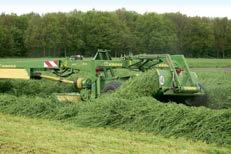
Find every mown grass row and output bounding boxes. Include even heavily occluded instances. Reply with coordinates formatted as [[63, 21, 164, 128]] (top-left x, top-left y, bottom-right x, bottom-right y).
[[1, 94, 230, 145], [0, 79, 75, 97], [1, 71, 230, 109], [2, 114, 230, 154], [0, 71, 230, 145], [198, 72, 231, 109]]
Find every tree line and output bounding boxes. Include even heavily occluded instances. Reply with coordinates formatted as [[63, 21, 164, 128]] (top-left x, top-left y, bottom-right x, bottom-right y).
[[0, 9, 231, 58]]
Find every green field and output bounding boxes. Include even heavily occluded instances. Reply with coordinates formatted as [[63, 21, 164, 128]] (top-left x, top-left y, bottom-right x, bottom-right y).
[[0, 113, 230, 154], [0, 57, 231, 68], [187, 58, 231, 68], [0, 58, 230, 153]]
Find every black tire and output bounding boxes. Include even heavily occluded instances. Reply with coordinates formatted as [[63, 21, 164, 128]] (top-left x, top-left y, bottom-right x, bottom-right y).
[[185, 84, 208, 107], [103, 81, 121, 93]]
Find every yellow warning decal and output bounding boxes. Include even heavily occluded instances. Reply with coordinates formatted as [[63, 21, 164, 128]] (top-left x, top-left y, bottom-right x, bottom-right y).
[[0, 64, 16, 68], [56, 95, 81, 102], [157, 63, 169, 68], [103, 62, 122, 67]]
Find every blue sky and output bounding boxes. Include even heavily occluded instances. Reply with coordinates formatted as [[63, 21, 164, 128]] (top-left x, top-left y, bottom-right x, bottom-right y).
[[0, 0, 230, 18]]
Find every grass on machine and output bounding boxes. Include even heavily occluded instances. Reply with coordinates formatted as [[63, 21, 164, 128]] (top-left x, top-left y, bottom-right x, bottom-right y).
[[0, 49, 207, 106]]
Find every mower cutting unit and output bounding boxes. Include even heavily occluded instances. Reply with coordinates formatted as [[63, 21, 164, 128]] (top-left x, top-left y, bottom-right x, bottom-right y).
[[0, 50, 207, 106]]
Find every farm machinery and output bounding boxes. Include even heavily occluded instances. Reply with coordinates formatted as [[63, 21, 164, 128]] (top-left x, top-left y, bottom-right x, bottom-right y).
[[0, 50, 207, 106]]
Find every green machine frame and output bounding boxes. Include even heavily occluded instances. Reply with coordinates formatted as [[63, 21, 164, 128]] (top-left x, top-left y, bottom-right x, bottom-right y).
[[0, 50, 205, 104]]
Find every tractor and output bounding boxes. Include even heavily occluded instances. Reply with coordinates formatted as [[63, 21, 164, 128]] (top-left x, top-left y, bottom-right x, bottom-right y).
[[0, 49, 207, 106]]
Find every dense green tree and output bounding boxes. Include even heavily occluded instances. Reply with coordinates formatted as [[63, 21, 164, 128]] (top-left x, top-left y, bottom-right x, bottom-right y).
[[136, 13, 177, 54], [81, 11, 135, 56], [0, 25, 13, 56], [184, 17, 214, 57], [116, 9, 142, 54], [0, 10, 230, 58], [0, 14, 29, 57], [66, 11, 85, 56], [164, 13, 190, 54], [213, 17, 230, 58]]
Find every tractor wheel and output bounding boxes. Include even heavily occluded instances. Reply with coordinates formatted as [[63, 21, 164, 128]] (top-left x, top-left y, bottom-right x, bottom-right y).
[[103, 81, 121, 93], [185, 84, 208, 107]]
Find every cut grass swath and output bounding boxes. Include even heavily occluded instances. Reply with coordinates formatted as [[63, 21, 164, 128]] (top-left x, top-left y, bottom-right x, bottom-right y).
[[0, 70, 230, 145]]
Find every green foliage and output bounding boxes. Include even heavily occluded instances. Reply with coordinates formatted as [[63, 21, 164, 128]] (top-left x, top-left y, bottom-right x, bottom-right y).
[[136, 13, 177, 53], [0, 14, 28, 57], [213, 18, 230, 58], [1, 11, 231, 57], [184, 17, 214, 57]]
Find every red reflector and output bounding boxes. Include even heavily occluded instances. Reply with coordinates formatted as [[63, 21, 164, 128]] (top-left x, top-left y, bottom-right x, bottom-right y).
[[96, 67, 103, 75], [176, 68, 183, 75]]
